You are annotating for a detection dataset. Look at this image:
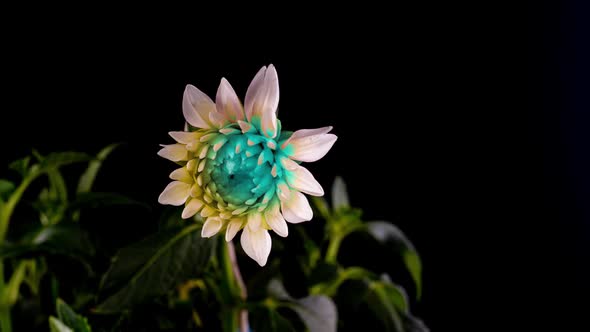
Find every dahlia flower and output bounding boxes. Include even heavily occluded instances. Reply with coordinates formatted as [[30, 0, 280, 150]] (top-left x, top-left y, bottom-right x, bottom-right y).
[[158, 65, 336, 266]]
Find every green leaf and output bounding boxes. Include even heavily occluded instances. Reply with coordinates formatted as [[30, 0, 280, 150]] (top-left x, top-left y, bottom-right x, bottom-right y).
[[289, 295, 337, 332], [56, 298, 92, 332], [268, 279, 337, 332], [77, 144, 119, 194], [9, 156, 31, 177], [48, 169, 68, 203], [49, 317, 73, 332], [250, 307, 297, 332], [311, 196, 331, 219], [367, 221, 423, 299], [68, 192, 150, 211], [331, 176, 349, 211], [36, 152, 92, 174], [365, 280, 407, 332], [0, 224, 95, 259], [95, 224, 214, 313], [402, 314, 430, 332], [0, 179, 15, 200]]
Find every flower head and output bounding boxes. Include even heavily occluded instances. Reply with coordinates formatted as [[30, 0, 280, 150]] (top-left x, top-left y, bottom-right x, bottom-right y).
[[158, 65, 336, 266]]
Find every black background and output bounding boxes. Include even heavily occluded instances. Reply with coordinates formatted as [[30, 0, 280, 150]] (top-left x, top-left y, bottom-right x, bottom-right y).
[[1, 1, 588, 330]]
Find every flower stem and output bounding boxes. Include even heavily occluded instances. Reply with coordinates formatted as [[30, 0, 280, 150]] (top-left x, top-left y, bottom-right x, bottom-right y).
[[226, 241, 248, 332]]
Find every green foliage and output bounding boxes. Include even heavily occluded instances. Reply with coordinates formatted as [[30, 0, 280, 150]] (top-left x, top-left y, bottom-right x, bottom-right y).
[[0, 179, 15, 201], [367, 221, 423, 299], [77, 143, 118, 194], [95, 224, 214, 313], [49, 298, 92, 332], [1, 147, 428, 332], [266, 279, 337, 332]]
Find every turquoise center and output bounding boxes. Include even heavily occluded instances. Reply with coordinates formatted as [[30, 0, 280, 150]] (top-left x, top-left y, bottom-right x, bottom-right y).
[[207, 134, 274, 206]]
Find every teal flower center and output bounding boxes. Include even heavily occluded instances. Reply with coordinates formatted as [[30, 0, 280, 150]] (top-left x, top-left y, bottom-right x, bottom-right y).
[[203, 129, 282, 208]]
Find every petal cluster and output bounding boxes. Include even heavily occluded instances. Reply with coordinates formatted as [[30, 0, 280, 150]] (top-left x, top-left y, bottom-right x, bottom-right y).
[[158, 65, 336, 266]]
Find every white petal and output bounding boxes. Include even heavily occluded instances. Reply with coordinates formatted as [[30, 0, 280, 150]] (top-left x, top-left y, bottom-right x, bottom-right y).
[[241, 227, 272, 266], [216, 78, 245, 122], [265, 204, 288, 237], [225, 218, 244, 242], [247, 212, 262, 232], [157, 144, 189, 162], [201, 217, 223, 237], [170, 167, 193, 183], [256, 65, 279, 138], [182, 198, 204, 219], [284, 127, 337, 162], [245, 66, 267, 121], [280, 190, 313, 223], [169, 131, 199, 144], [282, 159, 324, 196], [183, 84, 216, 129], [158, 181, 191, 206]]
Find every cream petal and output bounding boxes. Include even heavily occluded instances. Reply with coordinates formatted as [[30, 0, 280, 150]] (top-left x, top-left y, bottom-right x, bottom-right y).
[[158, 181, 191, 206], [247, 212, 263, 232], [241, 227, 271, 266], [183, 84, 216, 129], [238, 120, 253, 133], [225, 218, 244, 242], [182, 198, 204, 219], [169, 167, 193, 183], [245, 66, 267, 121], [216, 78, 245, 122], [284, 127, 337, 162], [280, 190, 313, 223], [265, 204, 288, 237], [201, 217, 223, 238], [282, 159, 324, 196], [200, 205, 216, 218], [169, 131, 199, 144], [157, 144, 189, 162], [255, 65, 279, 138]]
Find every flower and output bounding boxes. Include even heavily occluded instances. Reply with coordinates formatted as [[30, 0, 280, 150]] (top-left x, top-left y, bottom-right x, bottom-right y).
[[158, 65, 337, 266]]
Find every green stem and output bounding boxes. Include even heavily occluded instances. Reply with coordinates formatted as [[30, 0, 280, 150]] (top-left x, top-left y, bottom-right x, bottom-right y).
[[0, 176, 34, 242], [325, 234, 343, 264], [0, 261, 9, 332], [0, 306, 11, 332]]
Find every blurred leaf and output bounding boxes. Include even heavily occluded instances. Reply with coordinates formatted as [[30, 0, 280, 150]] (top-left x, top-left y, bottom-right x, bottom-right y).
[[48, 170, 68, 203], [331, 176, 349, 211], [402, 314, 430, 332], [0, 179, 15, 200], [9, 156, 31, 177], [311, 196, 331, 219], [308, 262, 339, 286], [250, 307, 297, 332], [0, 224, 94, 259], [77, 144, 119, 194], [49, 317, 73, 332], [290, 295, 337, 332], [37, 152, 92, 173], [68, 192, 149, 211], [365, 280, 405, 332], [367, 221, 422, 299], [55, 298, 92, 332], [95, 224, 214, 313], [22, 259, 47, 295], [267, 279, 293, 301], [268, 279, 337, 332]]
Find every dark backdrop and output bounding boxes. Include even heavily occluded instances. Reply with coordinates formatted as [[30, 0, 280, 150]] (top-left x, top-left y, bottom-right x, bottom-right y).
[[0, 1, 588, 330]]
